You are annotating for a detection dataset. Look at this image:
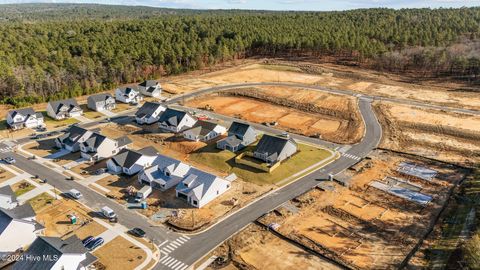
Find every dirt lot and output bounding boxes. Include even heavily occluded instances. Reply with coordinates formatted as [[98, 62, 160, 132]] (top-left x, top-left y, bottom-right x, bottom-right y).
[[375, 103, 480, 165], [253, 150, 467, 269], [23, 138, 57, 157], [93, 236, 148, 270], [0, 167, 15, 184], [207, 224, 340, 270], [186, 90, 363, 144]]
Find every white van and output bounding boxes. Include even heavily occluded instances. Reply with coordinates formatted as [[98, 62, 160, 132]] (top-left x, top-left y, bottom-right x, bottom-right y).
[[67, 189, 83, 199], [101, 206, 116, 218], [135, 186, 152, 202]]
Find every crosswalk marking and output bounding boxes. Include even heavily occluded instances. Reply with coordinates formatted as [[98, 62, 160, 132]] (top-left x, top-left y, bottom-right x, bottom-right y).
[[171, 261, 182, 268], [176, 238, 186, 244], [343, 153, 362, 161], [178, 265, 189, 270], [180, 235, 190, 240], [169, 241, 180, 248], [159, 256, 170, 263], [0, 147, 12, 153], [163, 257, 175, 265], [160, 255, 189, 270], [163, 246, 174, 253]]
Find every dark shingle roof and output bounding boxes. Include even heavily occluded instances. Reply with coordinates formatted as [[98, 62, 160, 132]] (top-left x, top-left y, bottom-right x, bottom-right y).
[[116, 136, 132, 147], [186, 120, 219, 137], [1, 203, 36, 220], [111, 147, 157, 169], [135, 102, 163, 118], [255, 135, 297, 159], [228, 122, 252, 137], [81, 133, 107, 149], [7, 108, 36, 119], [0, 185, 16, 200], [158, 108, 189, 128], [48, 99, 80, 114], [117, 87, 138, 95], [13, 236, 90, 270], [139, 80, 158, 88], [88, 93, 114, 103]]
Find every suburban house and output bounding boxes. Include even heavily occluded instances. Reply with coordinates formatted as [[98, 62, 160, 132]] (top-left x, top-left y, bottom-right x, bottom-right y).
[[138, 80, 162, 97], [158, 108, 197, 133], [55, 126, 95, 152], [115, 86, 142, 104], [0, 186, 18, 209], [253, 135, 298, 165], [13, 235, 97, 270], [138, 154, 192, 191], [6, 108, 44, 130], [80, 134, 132, 162], [135, 102, 166, 125], [217, 122, 257, 152], [183, 120, 227, 142], [0, 204, 44, 252], [87, 93, 116, 112], [46, 98, 83, 120], [107, 147, 158, 175], [175, 168, 231, 208]]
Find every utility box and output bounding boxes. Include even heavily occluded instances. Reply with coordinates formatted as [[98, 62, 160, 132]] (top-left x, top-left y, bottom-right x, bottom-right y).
[[70, 215, 77, 224], [141, 201, 147, 209]]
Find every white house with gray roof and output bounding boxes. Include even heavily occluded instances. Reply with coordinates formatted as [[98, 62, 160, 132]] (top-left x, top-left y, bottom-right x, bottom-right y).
[[80, 133, 132, 162], [87, 93, 116, 112], [115, 86, 142, 104], [107, 147, 158, 175], [138, 80, 162, 97], [158, 108, 197, 133], [135, 102, 166, 125], [46, 98, 83, 120], [175, 168, 231, 208], [6, 108, 44, 130], [183, 120, 227, 142], [217, 121, 257, 152], [0, 186, 18, 209], [138, 154, 192, 191], [0, 203, 44, 253], [253, 134, 298, 165], [13, 235, 97, 270], [55, 126, 94, 152]]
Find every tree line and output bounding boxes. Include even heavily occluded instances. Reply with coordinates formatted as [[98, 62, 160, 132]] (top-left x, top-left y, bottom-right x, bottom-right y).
[[0, 5, 479, 107]]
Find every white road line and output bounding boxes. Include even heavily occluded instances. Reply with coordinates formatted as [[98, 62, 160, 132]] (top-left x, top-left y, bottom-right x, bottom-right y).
[[169, 242, 180, 248], [180, 235, 190, 240], [167, 258, 178, 267], [179, 265, 189, 270], [175, 238, 186, 244], [162, 257, 175, 265], [162, 246, 173, 253], [174, 263, 186, 270], [159, 256, 170, 263], [172, 240, 183, 246], [171, 261, 182, 269], [158, 240, 169, 247]]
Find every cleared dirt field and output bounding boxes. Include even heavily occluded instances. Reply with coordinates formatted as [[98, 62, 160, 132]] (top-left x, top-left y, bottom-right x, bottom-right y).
[[208, 224, 340, 270], [186, 93, 362, 144], [256, 150, 467, 269], [93, 236, 147, 270], [375, 103, 480, 165]]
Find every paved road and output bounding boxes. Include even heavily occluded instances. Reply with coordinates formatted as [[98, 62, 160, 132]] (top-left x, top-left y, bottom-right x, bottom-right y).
[[1, 82, 385, 270]]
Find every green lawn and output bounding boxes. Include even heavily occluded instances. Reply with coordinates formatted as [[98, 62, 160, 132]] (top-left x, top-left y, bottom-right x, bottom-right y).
[[28, 192, 55, 212], [189, 141, 332, 186], [13, 181, 35, 197], [80, 105, 105, 120], [0, 120, 8, 131], [41, 111, 80, 129]]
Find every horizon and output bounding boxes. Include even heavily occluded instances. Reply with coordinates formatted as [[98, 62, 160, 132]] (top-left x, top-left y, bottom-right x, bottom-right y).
[[1, 1, 479, 11]]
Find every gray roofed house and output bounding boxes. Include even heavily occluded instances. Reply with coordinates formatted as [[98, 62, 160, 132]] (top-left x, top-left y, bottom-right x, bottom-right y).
[[138, 154, 192, 191], [0, 203, 43, 253], [46, 98, 83, 120], [55, 126, 94, 152], [13, 235, 97, 270], [106, 147, 158, 175], [87, 93, 116, 112], [158, 108, 197, 133], [216, 121, 257, 152], [135, 102, 166, 125], [6, 108, 44, 130], [183, 120, 227, 142], [0, 185, 18, 209], [253, 134, 298, 165], [115, 86, 142, 104], [138, 80, 162, 97]]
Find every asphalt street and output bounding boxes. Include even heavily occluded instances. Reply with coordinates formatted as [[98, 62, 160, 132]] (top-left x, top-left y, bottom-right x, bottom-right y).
[[1, 82, 388, 270]]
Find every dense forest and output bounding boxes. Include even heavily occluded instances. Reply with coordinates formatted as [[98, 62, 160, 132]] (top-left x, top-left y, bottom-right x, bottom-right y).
[[0, 4, 479, 106]]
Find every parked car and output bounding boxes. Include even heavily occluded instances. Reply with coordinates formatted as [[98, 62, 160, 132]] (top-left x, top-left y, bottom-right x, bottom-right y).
[[82, 236, 95, 247], [101, 206, 116, 219], [3, 157, 16, 164], [129, 227, 146, 238], [86, 237, 104, 251], [66, 189, 82, 199]]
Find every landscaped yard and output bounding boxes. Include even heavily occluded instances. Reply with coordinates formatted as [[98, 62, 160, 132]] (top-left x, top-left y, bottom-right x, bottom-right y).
[[41, 111, 79, 129], [11, 181, 35, 197], [189, 141, 333, 185], [80, 105, 105, 120], [28, 192, 55, 212]]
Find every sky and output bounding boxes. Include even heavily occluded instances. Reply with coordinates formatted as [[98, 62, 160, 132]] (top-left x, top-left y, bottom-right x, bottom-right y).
[[1, 0, 480, 11]]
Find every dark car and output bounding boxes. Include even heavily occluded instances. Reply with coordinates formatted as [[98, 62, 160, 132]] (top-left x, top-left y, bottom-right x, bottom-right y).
[[86, 237, 104, 251], [129, 227, 146, 238], [82, 236, 94, 247]]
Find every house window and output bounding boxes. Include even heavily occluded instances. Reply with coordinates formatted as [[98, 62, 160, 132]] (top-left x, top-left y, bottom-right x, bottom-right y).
[[217, 190, 219, 195], [165, 171, 171, 177], [227, 185, 230, 188], [193, 200, 198, 205]]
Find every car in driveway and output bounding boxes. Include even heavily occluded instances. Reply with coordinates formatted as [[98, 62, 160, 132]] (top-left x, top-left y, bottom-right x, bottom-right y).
[[85, 237, 104, 251], [2, 157, 16, 164], [129, 227, 146, 238], [82, 236, 95, 247]]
